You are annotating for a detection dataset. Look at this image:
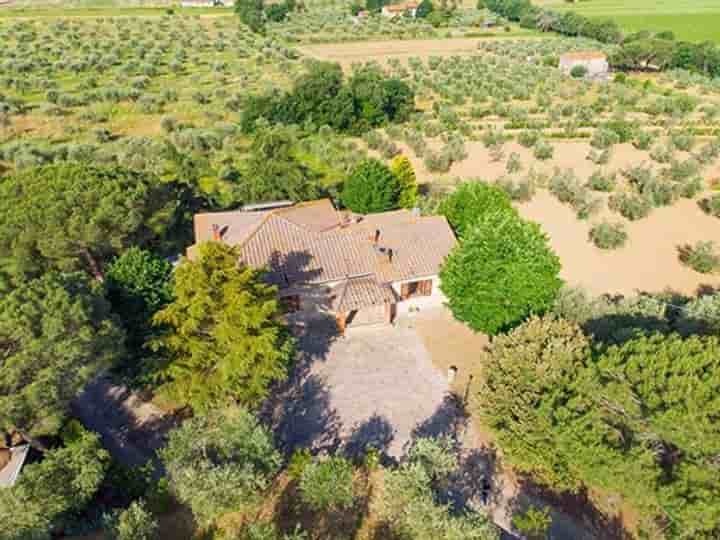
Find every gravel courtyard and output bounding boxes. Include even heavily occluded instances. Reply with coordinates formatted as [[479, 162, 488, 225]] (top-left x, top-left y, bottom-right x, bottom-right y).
[[265, 317, 461, 460]]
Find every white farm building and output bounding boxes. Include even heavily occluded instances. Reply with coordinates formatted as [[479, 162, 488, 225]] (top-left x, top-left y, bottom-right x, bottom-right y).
[[559, 51, 609, 80]]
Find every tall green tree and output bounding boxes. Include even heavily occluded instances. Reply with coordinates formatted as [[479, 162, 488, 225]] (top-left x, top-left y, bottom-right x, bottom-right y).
[[475, 316, 589, 490], [0, 272, 123, 441], [576, 334, 720, 538], [440, 210, 562, 334], [0, 162, 182, 284], [238, 126, 319, 204], [160, 407, 281, 526], [150, 241, 294, 411], [341, 159, 402, 214], [0, 428, 110, 540], [106, 247, 173, 349], [235, 0, 265, 33], [438, 181, 513, 239], [390, 155, 419, 209]]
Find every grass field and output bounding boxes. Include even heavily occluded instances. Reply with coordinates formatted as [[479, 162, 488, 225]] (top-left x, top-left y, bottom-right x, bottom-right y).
[[540, 0, 720, 43]]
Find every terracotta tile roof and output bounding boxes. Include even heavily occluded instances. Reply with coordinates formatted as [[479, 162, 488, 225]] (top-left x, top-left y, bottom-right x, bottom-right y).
[[188, 199, 456, 308], [560, 51, 607, 61], [331, 276, 396, 312], [0, 444, 29, 488]]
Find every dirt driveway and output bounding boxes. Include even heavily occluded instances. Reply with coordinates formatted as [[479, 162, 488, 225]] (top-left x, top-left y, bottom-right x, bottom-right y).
[[264, 317, 460, 460]]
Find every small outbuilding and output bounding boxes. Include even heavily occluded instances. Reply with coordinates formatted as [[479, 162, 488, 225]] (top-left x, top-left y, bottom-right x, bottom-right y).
[[381, 2, 418, 18], [559, 51, 609, 80]]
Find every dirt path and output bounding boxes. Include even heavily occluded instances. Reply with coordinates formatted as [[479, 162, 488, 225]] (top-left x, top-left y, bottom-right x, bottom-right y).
[[72, 377, 176, 470]]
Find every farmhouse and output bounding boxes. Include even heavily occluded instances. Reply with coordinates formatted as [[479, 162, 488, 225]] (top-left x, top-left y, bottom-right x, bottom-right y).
[[381, 1, 418, 18], [188, 199, 456, 331], [559, 51, 609, 80]]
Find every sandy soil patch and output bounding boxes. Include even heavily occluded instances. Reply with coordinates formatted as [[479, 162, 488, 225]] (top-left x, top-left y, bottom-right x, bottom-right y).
[[518, 191, 720, 296]]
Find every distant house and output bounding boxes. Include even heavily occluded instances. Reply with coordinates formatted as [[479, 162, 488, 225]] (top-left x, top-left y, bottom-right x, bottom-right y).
[[0, 444, 29, 488], [187, 199, 456, 332], [559, 51, 609, 80], [381, 1, 418, 18]]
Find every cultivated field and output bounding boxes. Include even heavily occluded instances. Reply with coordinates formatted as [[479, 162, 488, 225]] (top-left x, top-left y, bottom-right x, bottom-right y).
[[539, 0, 720, 43]]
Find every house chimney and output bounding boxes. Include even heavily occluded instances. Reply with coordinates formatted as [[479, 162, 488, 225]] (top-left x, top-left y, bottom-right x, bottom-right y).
[[211, 224, 221, 241], [374, 229, 380, 244]]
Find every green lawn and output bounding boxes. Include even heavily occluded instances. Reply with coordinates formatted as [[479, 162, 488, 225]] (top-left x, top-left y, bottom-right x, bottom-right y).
[[541, 0, 720, 42]]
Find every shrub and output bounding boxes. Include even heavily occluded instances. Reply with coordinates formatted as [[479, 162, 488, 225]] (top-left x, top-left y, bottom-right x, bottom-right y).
[[609, 192, 652, 221], [633, 130, 653, 151], [533, 139, 554, 160], [590, 128, 619, 150], [440, 209, 562, 335], [671, 130, 696, 152], [103, 500, 158, 540], [288, 448, 312, 481], [589, 222, 628, 250], [512, 506, 552, 540], [570, 65, 588, 79], [506, 152, 522, 174], [495, 176, 536, 203], [587, 170, 617, 192], [299, 457, 354, 512], [678, 241, 720, 274], [700, 194, 720, 218], [341, 159, 401, 213], [517, 129, 540, 148]]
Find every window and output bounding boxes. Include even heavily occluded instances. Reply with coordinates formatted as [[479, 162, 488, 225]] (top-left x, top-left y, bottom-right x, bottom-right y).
[[280, 294, 301, 313], [400, 279, 432, 299]]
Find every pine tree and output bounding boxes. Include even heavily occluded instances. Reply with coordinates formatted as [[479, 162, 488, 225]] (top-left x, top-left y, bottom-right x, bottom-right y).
[[150, 242, 294, 411], [390, 155, 419, 209]]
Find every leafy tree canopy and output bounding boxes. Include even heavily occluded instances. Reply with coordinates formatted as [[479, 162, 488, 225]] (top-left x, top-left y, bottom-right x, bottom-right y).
[[106, 247, 173, 347], [241, 61, 414, 135], [0, 427, 110, 540], [0, 162, 182, 285], [440, 210, 562, 334], [104, 499, 159, 540], [159, 407, 281, 526], [237, 125, 320, 204], [477, 317, 720, 539], [150, 241, 294, 411], [475, 316, 590, 490], [341, 159, 402, 214], [235, 0, 265, 33], [438, 181, 513, 239], [0, 272, 124, 440], [380, 437, 498, 540]]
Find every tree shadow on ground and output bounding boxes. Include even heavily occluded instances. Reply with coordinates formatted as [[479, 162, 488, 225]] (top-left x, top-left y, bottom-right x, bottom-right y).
[[509, 476, 634, 540], [261, 314, 342, 455], [343, 413, 395, 464], [72, 376, 177, 476], [410, 392, 469, 442]]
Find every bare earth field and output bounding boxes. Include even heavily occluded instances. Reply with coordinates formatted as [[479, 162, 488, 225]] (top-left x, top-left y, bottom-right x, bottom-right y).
[[403, 140, 720, 296], [519, 191, 720, 296], [300, 37, 528, 68]]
